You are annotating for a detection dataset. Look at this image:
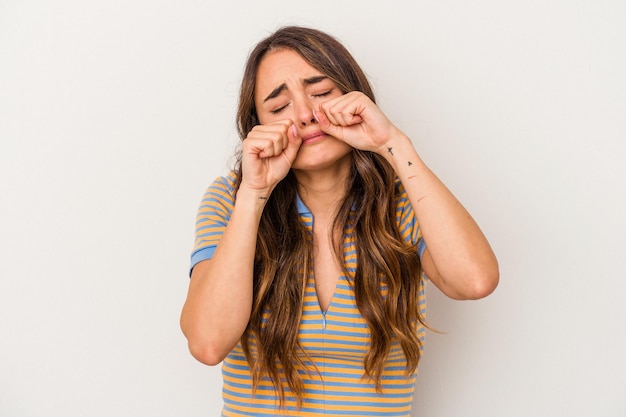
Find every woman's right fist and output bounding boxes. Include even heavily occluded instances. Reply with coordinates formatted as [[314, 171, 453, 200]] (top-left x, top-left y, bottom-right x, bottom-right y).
[[239, 120, 301, 193]]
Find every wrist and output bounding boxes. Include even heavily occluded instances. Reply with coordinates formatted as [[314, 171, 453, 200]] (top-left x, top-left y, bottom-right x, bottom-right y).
[[235, 185, 272, 212], [378, 130, 415, 163]]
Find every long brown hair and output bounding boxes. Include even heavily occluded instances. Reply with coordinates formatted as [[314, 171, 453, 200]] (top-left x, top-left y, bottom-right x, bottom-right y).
[[234, 25, 426, 406]]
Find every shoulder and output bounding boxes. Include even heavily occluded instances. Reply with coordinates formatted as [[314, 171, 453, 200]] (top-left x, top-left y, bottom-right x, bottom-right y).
[[211, 170, 238, 192], [195, 170, 240, 219], [202, 170, 238, 200], [392, 177, 423, 246], [393, 177, 411, 209]]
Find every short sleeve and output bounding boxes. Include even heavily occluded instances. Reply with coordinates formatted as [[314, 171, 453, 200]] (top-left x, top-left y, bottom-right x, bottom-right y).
[[394, 179, 427, 260], [189, 171, 237, 274]]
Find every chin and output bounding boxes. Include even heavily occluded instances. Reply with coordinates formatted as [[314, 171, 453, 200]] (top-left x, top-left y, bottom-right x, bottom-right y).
[[291, 149, 353, 172]]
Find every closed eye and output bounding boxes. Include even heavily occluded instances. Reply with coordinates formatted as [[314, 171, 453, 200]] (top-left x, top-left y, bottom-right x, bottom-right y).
[[312, 90, 333, 98], [270, 103, 289, 114]]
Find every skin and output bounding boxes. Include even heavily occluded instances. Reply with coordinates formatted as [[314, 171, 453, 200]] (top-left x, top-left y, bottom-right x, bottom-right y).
[[180, 49, 500, 366]]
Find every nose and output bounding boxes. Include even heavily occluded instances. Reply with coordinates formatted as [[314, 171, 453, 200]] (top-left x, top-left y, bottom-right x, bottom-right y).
[[294, 97, 317, 127]]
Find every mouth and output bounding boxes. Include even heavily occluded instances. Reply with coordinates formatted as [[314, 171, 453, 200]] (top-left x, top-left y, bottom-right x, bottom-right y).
[[301, 131, 326, 145]]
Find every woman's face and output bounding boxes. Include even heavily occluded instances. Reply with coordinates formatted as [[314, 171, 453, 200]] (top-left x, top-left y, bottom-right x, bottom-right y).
[[254, 48, 353, 171]]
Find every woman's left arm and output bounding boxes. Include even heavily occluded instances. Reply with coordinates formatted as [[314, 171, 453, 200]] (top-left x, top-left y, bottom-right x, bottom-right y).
[[380, 132, 499, 300], [316, 92, 499, 300]]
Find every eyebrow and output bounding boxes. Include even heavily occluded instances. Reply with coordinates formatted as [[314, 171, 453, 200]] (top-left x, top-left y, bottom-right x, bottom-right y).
[[262, 75, 329, 102]]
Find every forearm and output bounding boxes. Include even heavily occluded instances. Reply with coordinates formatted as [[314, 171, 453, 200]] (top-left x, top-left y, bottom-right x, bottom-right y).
[[180, 188, 266, 364], [379, 130, 499, 299]]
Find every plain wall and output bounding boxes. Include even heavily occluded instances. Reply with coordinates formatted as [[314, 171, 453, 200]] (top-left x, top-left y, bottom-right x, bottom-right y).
[[1, 1, 625, 416]]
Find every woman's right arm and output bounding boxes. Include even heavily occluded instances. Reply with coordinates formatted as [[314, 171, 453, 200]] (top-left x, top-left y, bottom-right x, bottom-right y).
[[180, 187, 268, 366], [180, 120, 301, 366]]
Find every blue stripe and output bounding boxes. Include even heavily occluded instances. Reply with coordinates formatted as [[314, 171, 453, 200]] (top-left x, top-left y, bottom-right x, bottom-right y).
[[297, 336, 368, 346]]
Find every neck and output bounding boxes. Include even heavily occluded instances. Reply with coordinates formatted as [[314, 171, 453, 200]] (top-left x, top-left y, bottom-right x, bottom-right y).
[[292, 155, 352, 219]]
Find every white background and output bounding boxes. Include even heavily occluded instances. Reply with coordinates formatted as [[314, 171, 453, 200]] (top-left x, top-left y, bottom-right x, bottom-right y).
[[1, 1, 625, 416]]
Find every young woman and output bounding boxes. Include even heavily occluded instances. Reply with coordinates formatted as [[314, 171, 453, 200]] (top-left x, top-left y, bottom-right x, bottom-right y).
[[181, 25, 499, 416]]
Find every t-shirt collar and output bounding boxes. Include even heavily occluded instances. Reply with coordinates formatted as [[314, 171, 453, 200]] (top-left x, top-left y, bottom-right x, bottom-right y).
[[295, 193, 311, 215]]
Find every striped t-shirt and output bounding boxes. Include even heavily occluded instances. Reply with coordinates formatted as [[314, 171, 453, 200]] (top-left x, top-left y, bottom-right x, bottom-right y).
[[191, 171, 427, 417]]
